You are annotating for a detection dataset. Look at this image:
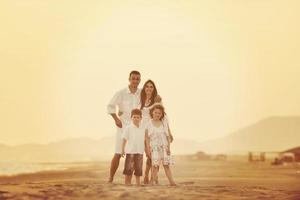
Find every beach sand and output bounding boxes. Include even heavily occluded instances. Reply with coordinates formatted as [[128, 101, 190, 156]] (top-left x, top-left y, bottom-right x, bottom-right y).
[[0, 159, 299, 200]]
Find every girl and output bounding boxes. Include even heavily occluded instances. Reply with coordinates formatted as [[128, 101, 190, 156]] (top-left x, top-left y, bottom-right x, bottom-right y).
[[140, 80, 174, 184], [145, 104, 176, 186]]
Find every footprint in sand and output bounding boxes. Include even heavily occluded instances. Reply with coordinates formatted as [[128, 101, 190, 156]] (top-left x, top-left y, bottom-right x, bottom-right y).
[[119, 191, 131, 199], [180, 181, 195, 185]]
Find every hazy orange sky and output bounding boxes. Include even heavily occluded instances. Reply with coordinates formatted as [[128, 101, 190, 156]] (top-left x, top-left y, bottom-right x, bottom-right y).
[[1, 0, 300, 145]]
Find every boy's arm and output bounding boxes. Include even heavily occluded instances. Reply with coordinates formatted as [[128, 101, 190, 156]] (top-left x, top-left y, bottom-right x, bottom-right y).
[[121, 138, 127, 157], [121, 127, 129, 157]]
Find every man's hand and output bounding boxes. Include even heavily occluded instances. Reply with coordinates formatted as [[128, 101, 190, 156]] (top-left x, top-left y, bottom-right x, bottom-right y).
[[118, 110, 123, 117], [115, 118, 122, 128], [154, 95, 162, 103]]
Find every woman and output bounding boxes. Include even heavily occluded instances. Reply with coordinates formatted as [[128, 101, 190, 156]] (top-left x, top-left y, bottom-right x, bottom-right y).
[[140, 79, 174, 184]]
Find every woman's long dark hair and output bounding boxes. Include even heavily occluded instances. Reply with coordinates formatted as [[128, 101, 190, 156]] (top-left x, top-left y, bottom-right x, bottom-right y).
[[140, 79, 158, 109]]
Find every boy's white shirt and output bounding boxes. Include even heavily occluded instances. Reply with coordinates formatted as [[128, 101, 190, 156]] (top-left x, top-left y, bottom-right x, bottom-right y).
[[122, 123, 146, 154]]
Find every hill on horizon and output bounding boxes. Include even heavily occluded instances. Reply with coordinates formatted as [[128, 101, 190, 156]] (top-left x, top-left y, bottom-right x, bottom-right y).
[[198, 116, 300, 153], [0, 116, 299, 162]]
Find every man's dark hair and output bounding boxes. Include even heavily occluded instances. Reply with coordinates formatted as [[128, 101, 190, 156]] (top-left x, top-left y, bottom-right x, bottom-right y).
[[129, 70, 141, 78]]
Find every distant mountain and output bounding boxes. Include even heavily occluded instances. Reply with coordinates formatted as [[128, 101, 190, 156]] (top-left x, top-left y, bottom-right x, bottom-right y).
[[1, 116, 299, 162], [0, 137, 201, 162], [0, 137, 115, 162], [198, 116, 300, 153]]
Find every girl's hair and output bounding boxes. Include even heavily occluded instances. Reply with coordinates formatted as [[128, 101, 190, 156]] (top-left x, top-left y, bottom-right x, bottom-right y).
[[140, 79, 158, 109], [149, 104, 165, 120]]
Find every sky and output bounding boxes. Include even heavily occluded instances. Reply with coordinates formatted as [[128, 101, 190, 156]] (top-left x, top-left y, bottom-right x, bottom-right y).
[[0, 0, 300, 145]]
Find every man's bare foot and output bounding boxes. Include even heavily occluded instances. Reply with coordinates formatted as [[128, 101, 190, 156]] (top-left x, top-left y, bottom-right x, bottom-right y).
[[170, 182, 177, 186]]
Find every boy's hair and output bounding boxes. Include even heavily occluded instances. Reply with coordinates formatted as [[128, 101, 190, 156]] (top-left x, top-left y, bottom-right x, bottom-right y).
[[129, 70, 141, 78], [149, 104, 165, 120], [131, 108, 142, 117]]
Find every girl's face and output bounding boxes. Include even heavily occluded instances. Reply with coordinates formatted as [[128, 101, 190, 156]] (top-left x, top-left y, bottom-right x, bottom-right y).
[[145, 82, 154, 95], [152, 108, 162, 120]]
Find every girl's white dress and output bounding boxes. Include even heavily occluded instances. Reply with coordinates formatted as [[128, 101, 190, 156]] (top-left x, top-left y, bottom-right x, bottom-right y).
[[146, 120, 173, 166]]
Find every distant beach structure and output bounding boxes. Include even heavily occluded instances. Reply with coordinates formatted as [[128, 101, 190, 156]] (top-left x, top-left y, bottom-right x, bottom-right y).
[[280, 146, 300, 162], [271, 146, 300, 165]]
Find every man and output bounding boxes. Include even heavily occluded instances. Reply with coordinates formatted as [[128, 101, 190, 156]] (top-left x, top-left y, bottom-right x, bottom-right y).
[[107, 70, 142, 183]]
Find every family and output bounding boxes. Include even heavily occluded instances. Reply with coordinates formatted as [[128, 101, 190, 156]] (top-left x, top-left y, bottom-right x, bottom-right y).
[[107, 70, 176, 186]]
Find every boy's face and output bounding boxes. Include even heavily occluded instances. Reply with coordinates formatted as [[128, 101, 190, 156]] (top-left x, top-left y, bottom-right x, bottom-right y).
[[129, 74, 141, 88], [152, 108, 162, 120], [131, 114, 142, 125]]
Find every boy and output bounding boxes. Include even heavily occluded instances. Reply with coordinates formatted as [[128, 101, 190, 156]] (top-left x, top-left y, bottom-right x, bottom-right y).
[[121, 109, 149, 186]]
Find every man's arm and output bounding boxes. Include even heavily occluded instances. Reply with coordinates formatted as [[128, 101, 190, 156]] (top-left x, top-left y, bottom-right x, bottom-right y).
[[110, 113, 122, 128], [107, 91, 122, 128]]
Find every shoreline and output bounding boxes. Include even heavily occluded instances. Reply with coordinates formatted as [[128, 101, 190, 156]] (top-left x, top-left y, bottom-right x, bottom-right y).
[[0, 160, 299, 200]]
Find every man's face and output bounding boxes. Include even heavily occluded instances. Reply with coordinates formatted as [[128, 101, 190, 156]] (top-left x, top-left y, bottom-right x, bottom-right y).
[[129, 74, 141, 88], [131, 114, 142, 125]]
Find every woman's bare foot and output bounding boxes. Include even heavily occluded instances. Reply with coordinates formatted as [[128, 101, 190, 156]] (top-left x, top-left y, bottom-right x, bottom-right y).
[[144, 176, 149, 184], [169, 182, 177, 186]]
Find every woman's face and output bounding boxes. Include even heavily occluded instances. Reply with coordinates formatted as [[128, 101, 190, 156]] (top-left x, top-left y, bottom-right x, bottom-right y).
[[152, 108, 162, 120], [145, 82, 154, 95]]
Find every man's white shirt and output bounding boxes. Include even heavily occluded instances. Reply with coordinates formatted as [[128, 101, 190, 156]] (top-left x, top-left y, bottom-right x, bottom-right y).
[[107, 87, 141, 126], [107, 87, 141, 153]]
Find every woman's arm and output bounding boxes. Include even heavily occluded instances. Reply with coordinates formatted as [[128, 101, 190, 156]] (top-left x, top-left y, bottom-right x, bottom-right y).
[[145, 130, 151, 158], [168, 127, 174, 143]]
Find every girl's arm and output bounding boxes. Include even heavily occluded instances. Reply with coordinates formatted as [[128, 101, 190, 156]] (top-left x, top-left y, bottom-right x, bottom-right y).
[[166, 135, 171, 155]]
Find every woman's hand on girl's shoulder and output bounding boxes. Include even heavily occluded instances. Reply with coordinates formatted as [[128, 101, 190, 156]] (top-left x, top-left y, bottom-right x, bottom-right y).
[[154, 95, 162, 103]]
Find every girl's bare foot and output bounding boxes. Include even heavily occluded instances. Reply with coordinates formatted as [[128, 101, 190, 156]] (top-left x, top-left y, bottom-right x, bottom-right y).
[[107, 177, 113, 184]]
